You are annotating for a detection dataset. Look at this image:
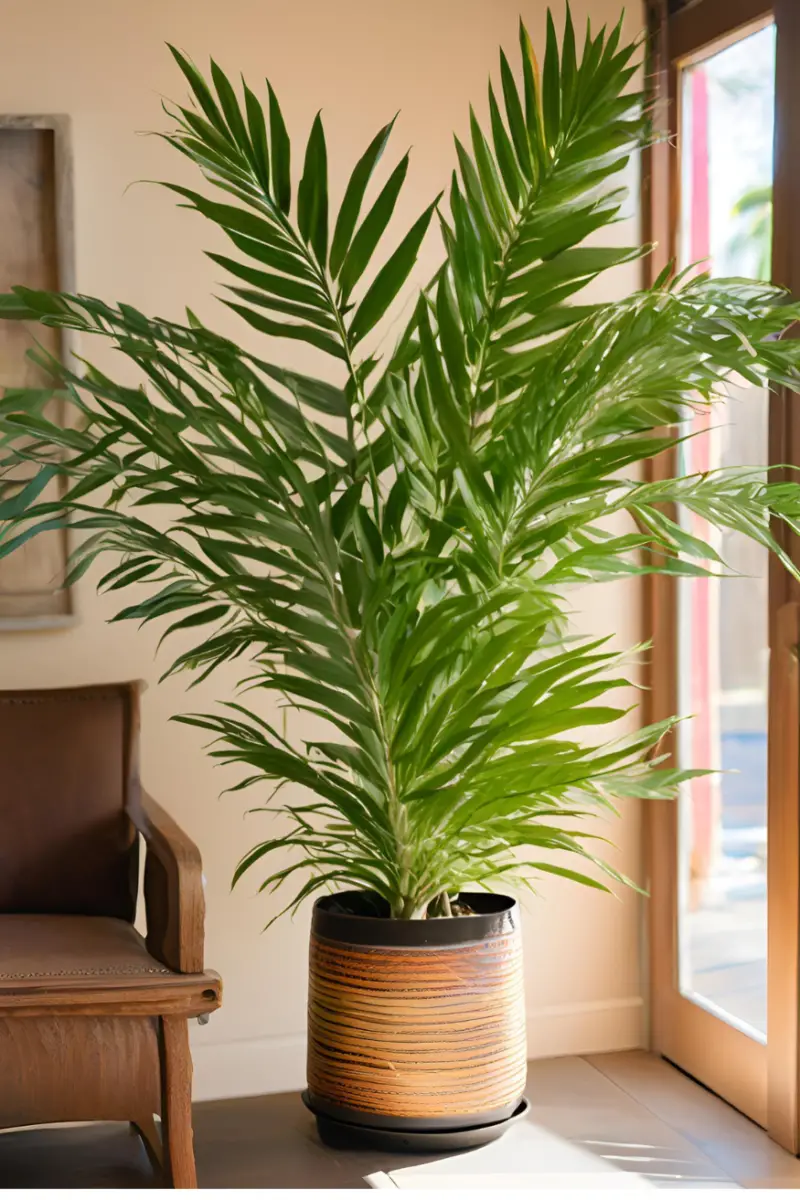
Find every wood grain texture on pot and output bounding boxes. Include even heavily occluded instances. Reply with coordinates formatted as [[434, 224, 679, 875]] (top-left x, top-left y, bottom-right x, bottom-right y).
[[307, 926, 526, 1120]]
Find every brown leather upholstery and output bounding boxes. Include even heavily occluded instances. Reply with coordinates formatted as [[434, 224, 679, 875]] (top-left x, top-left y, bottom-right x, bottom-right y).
[[0, 914, 171, 984], [0, 685, 139, 920]]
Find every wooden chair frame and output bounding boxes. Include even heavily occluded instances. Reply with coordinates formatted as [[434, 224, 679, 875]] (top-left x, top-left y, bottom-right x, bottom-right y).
[[0, 682, 221, 1187]]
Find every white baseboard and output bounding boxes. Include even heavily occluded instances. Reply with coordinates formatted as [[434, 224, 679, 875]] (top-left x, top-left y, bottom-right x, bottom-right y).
[[526, 996, 645, 1060], [191, 1032, 307, 1102], [191, 997, 645, 1103]]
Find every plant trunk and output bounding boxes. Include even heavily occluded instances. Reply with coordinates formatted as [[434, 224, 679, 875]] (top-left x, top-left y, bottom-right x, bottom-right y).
[[393, 896, 428, 920]]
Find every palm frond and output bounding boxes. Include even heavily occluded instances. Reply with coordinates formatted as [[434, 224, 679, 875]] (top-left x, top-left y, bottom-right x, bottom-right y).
[[1, 5, 799, 919]]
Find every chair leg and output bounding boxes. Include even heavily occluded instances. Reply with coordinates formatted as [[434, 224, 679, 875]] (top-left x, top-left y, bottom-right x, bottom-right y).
[[159, 1017, 197, 1189]]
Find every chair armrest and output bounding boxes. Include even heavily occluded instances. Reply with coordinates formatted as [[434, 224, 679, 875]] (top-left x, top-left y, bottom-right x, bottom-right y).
[[128, 790, 205, 974]]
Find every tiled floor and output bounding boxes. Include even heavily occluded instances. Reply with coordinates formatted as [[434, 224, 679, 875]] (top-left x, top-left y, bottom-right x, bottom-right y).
[[1, 1051, 799, 1188], [529, 1052, 800, 1189]]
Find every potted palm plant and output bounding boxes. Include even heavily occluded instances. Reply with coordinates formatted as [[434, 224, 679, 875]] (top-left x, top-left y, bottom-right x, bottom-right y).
[[2, 6, 800, 1145]]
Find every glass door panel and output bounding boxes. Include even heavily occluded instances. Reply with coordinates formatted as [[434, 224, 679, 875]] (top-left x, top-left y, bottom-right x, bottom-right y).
[[675, 24, 776, 1040]]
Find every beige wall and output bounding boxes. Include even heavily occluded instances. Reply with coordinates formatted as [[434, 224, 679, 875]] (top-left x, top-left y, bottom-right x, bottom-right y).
[[0, 0, 645, 1099]]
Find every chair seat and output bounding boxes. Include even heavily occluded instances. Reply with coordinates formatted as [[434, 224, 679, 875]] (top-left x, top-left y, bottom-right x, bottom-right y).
[[0, 915, 220, 1016], [0, 914, 172, 983]]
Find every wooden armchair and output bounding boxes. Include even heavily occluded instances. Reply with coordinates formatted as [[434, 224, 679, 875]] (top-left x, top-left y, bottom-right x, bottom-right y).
[[0, 682, 221, 1188]]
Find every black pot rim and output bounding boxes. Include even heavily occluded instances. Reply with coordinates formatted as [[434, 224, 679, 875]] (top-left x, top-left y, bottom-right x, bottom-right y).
[[311, 889, 519, 947]]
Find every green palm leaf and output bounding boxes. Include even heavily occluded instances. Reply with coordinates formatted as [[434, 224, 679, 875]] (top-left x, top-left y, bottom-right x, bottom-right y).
[[1, 6, 799, 921]]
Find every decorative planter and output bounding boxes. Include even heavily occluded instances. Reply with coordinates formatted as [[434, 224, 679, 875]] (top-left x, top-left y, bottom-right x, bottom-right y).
[[306, 891, 526, 1133]]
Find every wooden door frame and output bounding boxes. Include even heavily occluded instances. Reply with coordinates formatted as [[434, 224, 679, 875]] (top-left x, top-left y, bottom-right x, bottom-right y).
[[642, 0, 800, 1148]]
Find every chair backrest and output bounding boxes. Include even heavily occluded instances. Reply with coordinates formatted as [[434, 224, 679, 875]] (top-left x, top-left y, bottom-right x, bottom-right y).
[[0, 682, 140, 919]]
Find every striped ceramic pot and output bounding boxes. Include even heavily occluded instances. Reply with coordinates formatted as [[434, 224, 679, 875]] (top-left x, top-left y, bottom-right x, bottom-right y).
[[306, 891, 526, 1131]]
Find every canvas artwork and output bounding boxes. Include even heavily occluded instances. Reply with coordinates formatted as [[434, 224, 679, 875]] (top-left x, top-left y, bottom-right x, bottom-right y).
[[0, 121, 72, 625]]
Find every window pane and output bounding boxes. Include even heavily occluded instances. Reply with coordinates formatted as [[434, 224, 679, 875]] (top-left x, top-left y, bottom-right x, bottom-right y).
[[676, 23, 775, 1039]]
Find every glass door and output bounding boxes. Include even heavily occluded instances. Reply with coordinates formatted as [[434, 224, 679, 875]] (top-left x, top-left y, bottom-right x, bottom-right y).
[[676, 22, 775, 1045], [645, 0, 800, 1148]]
